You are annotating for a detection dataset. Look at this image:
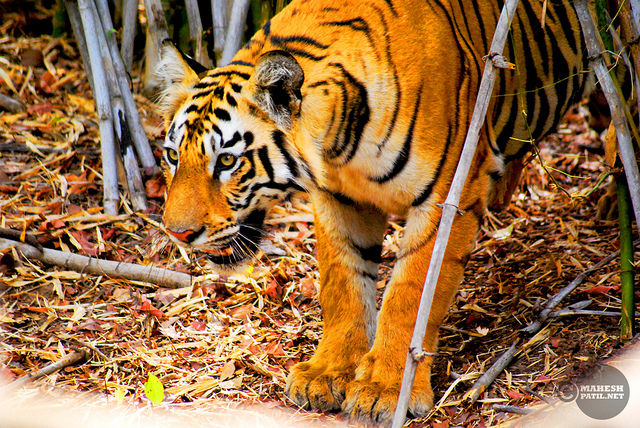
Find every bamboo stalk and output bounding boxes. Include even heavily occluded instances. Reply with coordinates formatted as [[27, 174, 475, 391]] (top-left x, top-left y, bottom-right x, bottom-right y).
[[77, 0, 119, 215], [0, 237, 194, 289], [143, 0, 170, 95], [220, 0, 251, 66], [618, 171, 635, 341], [65, 0, 94, 94], [121, 0, 138, 73], [212, 0, 229, 60], [94, 0, 158, 174], [90, 0, 148, 212], [575, 0, 640, 236], [390, 0, 521, 426], [185, 0, 211, 67]]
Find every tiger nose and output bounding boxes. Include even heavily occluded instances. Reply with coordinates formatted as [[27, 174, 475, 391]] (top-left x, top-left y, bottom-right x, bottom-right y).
[[166, 227, 204, 243]]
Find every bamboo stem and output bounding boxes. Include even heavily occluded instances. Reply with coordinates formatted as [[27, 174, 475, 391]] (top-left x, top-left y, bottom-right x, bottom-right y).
[[142, 0, 170, 95], [391, 0, 521, 426], [618, 171, 635, 341], [90, 0, 148, 212], [94, 0, 158, 174], [220, 0, 251, 66], [65, 0, 95, 94], [77, 0, 119, 215], [120, 0, 138, 73], [185, 0, 211, 67], [575, 0, 640, 236], [212, 0, 229, 60]]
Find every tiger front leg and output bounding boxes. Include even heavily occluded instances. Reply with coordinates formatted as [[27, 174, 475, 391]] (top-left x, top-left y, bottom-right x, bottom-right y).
[[286, 190, 387, 412], [342, 200, 483, 425]]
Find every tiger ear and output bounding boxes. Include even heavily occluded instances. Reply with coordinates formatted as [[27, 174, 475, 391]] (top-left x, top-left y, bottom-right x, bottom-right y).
[[251, 50, 304, 129], [155, 39, 207, 118]]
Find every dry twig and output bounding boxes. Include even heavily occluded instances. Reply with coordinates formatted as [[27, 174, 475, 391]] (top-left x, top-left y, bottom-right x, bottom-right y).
[[13, 350, 89, 387], [0, 237, 193, 289]]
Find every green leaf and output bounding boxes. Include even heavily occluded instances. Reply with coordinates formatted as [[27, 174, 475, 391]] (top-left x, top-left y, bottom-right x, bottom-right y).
[[144, 373, 165, 405]]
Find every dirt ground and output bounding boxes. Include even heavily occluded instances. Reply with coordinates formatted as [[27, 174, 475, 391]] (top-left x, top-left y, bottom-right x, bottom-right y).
[[1, 29, 639, 428]]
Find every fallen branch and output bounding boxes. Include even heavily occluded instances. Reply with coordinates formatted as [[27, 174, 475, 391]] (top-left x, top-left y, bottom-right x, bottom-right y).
[[0, 237, 193, 289], [465, 240, 639, 403], [13, 350, 89, 387], [0, 93, 25, 113], [492, 404, 533, 415]]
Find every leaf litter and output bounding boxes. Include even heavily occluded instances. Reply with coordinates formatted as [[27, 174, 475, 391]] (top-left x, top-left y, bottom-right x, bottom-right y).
[[1, 34, 639, 428]]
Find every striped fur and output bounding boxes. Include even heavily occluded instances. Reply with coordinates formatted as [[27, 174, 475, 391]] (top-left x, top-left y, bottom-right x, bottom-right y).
[[156, 0, 588, 424]]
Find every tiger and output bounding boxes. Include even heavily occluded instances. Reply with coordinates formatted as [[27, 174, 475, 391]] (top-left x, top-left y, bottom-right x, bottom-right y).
[[155, 0, 589, 425]]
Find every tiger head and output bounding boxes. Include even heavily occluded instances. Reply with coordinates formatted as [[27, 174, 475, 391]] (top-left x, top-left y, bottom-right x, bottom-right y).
[[155, 41, 307, 270]]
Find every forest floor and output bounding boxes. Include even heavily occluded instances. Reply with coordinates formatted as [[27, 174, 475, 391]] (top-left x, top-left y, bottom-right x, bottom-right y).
[[1, 32, 639, 428]]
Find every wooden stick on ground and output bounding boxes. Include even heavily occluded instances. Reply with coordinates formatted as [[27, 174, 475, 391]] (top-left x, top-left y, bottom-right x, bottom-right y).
[[0, 93, 25, 113], [13, 350, 89, 387], [391, 0, 521, 426], [0, 237, 194, 289]]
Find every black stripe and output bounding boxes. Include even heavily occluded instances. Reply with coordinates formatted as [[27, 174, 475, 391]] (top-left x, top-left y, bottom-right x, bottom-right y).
[[213, 87, 224, 99], [323, 18, 369, 33], [244, 131, 254, 148], [214, 108, 231, 121], [222, 132, 242, 149], [270, 35, 330, 50], [331, 191, 355, 206], [382, 0, 398, 16], [411, 125, 451, 207], [210, 70, 251, 80], [354, 244, 382, 264], [194, 81, 212, 89], [226, 93, 237, 107], [258, 146, 274, 181], [238, 151, 256, 184], [262, 20, 271, 37], [185, 104, 199, 114], [371, 88, 421, 183], [231, 83, 242, 93], [272, 130, 299, 177], [228, 60, 254, 67], [280, 47, 326, 62], [193, 89, 213, 100]]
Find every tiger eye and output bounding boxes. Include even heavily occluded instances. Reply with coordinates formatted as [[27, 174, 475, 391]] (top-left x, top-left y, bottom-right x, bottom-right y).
[[166, 149, 179, 164], [219, 153, 235, 167]]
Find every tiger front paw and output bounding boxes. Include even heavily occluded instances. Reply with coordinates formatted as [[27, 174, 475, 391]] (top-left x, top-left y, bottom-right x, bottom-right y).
[[285, 360, 355, 412], [342, 352, 434, 426]]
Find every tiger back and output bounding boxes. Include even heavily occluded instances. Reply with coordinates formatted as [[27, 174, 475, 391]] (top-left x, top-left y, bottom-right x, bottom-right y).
[[155, 0, 588, 425]]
